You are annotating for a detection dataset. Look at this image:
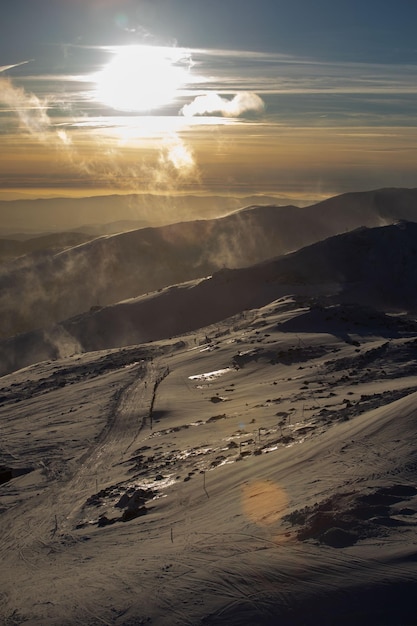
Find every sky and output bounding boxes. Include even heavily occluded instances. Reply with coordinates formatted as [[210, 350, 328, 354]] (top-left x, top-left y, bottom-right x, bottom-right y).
[[1, 0, 417, 204]]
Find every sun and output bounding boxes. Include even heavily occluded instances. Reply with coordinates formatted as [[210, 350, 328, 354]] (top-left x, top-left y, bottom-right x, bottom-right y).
[[94, 45, 190, 112]]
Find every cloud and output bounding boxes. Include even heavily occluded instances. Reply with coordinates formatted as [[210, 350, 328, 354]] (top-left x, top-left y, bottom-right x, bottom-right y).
[[162, 137, 196, 174], [0, 76, 51, 135], [144, 135, 199, 190], [0, 60, 32, 74], [0, 63, 197, 195], [181, 91, 265, 118], [0, 62, 52, 136]]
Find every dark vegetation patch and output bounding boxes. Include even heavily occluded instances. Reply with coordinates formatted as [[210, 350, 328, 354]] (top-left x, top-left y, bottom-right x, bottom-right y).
[[232, 344, 331, 369], [207, 413, 227, 423], [324, 338, 417, 381], [316, 386, 417, 424], [78, 485, 156, 528], [210, 396, 226, 403], [284, 485, 417, 547]]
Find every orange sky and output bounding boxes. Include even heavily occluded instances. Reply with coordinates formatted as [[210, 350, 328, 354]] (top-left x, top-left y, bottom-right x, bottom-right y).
[[2, 120, 417, 203], [1, 40, 417, 205]]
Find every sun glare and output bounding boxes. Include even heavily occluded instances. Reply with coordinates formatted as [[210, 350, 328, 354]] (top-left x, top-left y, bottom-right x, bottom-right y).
[[94, 46, 190, 112]]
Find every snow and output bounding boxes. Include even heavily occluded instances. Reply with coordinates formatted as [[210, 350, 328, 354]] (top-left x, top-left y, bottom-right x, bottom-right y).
[[188, 368, 233, 381], [1, 295, 417, 624], [4, 220, 417, 379]]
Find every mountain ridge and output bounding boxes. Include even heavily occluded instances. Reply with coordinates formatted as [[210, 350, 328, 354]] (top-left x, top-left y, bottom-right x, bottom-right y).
[[2, 187, 417, 340], [1, 220, 417, 377]]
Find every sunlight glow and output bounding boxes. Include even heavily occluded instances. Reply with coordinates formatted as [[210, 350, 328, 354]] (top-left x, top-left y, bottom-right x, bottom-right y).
[[94, 45, 191, 112], [65, 115, 237, 145]]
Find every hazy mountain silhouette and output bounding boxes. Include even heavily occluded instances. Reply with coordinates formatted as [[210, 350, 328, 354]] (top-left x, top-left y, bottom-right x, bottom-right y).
[[1, 220, 417, 376], [0, 193, 283, 236], [2, 187, 417, 340], [0, 231, 95, 264]]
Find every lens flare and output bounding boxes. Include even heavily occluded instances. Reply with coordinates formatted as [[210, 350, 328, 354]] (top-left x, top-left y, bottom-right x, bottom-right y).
[[241, 480, 288, 527]]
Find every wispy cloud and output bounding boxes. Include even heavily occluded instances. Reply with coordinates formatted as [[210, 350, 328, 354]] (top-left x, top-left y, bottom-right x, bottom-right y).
[[0, 61, 54, 136], [189, 48, 417, 96], [0, 65, 200, 194], [0, 76, 52, 135], [0, 60, 32, 73]]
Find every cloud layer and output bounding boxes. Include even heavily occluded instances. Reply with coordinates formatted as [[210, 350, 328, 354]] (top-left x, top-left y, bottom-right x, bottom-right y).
[[2, 45, 417, 200]]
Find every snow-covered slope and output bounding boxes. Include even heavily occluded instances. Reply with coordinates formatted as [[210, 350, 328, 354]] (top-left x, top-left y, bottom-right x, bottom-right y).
[[2, 220, 417, 377], [1, 297, 417, 624]]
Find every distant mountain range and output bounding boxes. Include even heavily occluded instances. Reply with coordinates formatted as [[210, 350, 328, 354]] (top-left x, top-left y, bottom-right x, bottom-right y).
[[0, 189, 417, 338], [0, 193, 286, 236], [0, 231, 95, 264], [1, 187, 417, 340], [1, 218, 417, 376]]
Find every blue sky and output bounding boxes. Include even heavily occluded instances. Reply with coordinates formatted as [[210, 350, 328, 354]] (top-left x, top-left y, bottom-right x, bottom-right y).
[[3, 1, 417, 63], [1, 0, 417, 203]]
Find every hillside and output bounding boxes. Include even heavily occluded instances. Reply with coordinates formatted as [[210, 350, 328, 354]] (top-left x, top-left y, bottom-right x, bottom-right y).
[[0, 231, 95, 264], [1, 296, 417, 624], [2, 187, 417, 340], [0, 193, 284, 236], [1, 220, 417, 377]]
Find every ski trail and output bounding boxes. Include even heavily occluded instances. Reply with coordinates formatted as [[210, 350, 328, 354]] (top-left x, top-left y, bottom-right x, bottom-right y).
[[0, 359, 161, 562], [60, 359, 160, 530]]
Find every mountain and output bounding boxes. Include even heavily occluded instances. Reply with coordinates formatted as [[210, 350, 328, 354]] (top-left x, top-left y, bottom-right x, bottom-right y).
[[2, 195, 417, 624], [0, 231, 95, 264], [1, 294, 417, 624], [0, 193, 285, 236], [1, 220, 417, 377], [2, 187, 417, 340], [1, 204, 298, 338]]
